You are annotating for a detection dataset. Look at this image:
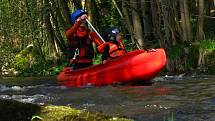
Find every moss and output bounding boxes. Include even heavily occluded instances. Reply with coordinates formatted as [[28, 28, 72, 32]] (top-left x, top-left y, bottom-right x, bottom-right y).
[[6, 45, 60, 76], [38, 105, 132, 121], [0, 99, 133, 121], [9, 45, 40, 74]]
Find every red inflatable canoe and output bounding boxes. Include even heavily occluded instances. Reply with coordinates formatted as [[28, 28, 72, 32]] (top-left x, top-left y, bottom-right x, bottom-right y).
[[57, 48, 166, 87]]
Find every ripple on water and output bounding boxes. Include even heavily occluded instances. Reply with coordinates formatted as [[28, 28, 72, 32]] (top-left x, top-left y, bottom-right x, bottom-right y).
[[0, 94, 56, 105], [0, 85, 25, 92], [211, 97, 215, 105]]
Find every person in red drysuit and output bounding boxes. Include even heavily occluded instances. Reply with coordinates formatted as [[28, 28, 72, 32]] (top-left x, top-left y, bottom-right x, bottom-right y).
[[66, 9, 103, 70]]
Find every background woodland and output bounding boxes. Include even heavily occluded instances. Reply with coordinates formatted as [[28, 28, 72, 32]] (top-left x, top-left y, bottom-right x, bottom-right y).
[[0, 0, 215, 76]]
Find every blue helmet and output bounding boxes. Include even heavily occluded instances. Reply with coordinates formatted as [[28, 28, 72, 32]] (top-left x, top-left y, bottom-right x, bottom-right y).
[[103, 27, 120, 42], [71, 9, 87, 23]]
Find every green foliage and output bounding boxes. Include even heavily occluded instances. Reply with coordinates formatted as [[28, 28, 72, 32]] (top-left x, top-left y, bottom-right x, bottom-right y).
[[12, 54, 30, 71], [25, 59, 52, 76], [10, 46, 36, 72], [48, 61, 68, 76], [1, 0, 215, 75], [186, 40, 215, 71], [7, 45, 62, 76], [0, 45, 18, 69], [198, 39, 215, 51], [123, 39, 133, 52], [93, 54, 102, 65], [97, 1, 122, 33], [166, 45, 184, 59], [190, 17, 197, 38], [200, 40, 215, 74]]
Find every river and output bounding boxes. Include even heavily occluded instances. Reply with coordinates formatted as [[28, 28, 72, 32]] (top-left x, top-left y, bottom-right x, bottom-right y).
[[0, 75, 215, 121]]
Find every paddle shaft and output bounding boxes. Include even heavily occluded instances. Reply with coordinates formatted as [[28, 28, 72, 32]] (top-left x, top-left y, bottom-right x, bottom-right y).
[[86, 19, 105, 43]]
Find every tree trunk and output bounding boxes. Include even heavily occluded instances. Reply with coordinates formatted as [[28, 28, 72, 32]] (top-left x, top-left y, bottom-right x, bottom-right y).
[[131, 0, 144, 49], [151, 0, 165, 48], [161, 0, 172, 47], [49, 8, 66, 54], [180, 0, 192, 42], [196, 0, 205, 41], [50, 0, 67, 30], [86, 0, 99, 30], [122, 0, 136, 48], [161, 0, 179, 47], [44, 0, 58, 58], [141, 0, 153, 42], [58, 0, 72, 27], [112, 0, 123, 18], [72, 0, 82, 10], [161, 0, 181, 73]]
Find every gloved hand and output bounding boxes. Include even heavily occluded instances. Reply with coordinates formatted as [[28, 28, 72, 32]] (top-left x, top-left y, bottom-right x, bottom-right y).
[[102, 60, 108, 64], [76, 14, 88, 22]]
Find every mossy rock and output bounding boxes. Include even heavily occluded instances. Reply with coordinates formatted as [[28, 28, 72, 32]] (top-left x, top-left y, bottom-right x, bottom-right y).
[[39, 106, 131, 121], [0, 99, 133, 121], [11, 45, 39, 71]]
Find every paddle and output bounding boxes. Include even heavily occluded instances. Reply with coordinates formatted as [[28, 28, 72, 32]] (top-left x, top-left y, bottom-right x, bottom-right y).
[[86, 19, 105, 43], [83, 0, 105, 43]]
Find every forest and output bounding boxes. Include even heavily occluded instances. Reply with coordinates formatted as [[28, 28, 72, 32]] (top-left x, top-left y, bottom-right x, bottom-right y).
[[0, 0, 215, 76]]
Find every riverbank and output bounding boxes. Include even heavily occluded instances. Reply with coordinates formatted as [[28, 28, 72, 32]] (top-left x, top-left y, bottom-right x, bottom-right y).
[[0, 99, 132, 121]]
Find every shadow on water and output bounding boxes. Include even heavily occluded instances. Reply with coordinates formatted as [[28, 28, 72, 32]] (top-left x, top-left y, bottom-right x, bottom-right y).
[[0, 75, 215, 121]]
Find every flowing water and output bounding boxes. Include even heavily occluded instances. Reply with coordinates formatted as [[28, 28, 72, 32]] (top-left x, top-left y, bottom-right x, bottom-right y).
[[0, 75, 215, 121]]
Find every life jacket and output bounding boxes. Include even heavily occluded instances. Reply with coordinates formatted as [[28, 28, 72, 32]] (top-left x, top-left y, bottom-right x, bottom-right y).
[[98, 40, 126, 60], [68, 30, 94, 61]]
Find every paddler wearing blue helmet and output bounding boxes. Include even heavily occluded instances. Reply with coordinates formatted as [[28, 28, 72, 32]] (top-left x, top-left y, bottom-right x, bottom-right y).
[[66, 9, 103, 70]]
